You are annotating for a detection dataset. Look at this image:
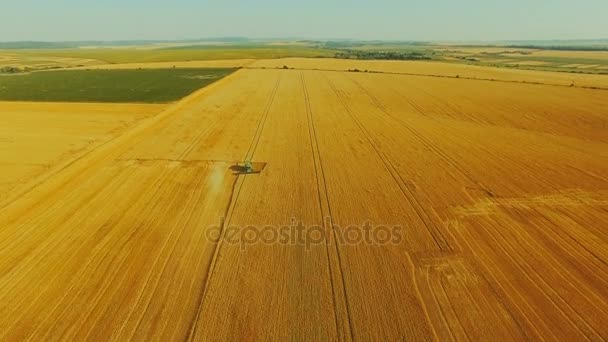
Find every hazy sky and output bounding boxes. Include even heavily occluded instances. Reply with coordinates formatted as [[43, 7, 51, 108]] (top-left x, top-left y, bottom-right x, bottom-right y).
[[1, 0, 607, 41]]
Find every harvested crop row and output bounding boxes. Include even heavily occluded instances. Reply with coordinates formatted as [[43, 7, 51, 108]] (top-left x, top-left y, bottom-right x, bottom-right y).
[[0, 102, 164, 204]]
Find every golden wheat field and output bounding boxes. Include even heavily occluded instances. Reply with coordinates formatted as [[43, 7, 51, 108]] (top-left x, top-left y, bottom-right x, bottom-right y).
[[0, 102, 165, 204], [1, 60, 607, 340]]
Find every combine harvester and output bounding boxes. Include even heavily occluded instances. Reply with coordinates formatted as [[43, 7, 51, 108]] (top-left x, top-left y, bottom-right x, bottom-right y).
[[233, 160, 263, 174]]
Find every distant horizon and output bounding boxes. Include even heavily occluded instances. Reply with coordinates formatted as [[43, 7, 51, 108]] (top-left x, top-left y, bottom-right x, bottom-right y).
[[2, 1, 607, 42], [1, 37, 608, 44]]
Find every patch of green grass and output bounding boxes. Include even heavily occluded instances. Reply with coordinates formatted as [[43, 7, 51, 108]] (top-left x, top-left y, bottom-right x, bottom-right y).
[[0, 68, 234, 103], [5, 46, 337, 64]]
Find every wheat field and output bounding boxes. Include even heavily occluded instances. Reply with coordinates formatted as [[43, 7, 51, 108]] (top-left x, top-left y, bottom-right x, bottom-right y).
[[1, 62, 607, 340]]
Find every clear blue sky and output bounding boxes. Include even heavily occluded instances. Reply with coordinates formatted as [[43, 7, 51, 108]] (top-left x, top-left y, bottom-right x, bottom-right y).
[[1, 0, 607, 41]]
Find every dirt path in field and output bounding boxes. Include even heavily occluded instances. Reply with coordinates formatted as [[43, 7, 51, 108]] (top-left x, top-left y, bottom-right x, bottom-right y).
[[1, 67, 607, 340]]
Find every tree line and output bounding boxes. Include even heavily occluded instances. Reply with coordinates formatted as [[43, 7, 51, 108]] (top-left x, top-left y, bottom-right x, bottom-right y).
[[334, 50, 431, 61]]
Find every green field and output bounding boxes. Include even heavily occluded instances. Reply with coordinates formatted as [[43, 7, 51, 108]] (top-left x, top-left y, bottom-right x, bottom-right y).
[[0, 68, 234, 103]]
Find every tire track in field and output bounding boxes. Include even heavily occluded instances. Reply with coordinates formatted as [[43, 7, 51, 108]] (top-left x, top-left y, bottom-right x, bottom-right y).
[[474, 216, 601, 339], [448, 220, 552, 340], [324, 73, 450, 252], [244, 75, 282, 160], [177, 120, 221, 161], [482, 212, 606, 338], [177, 72, 259, 161], [342, 72, 496, 199], [116, 166, 211, 340], [343, 73, 464, 251], [381, 77, 569, 195], [324, 73, 448, 339], [337, 73, 589, 338], [187, 73, 282, 340], [349, 72, 593, 199], [301, 72, 354, 341]]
